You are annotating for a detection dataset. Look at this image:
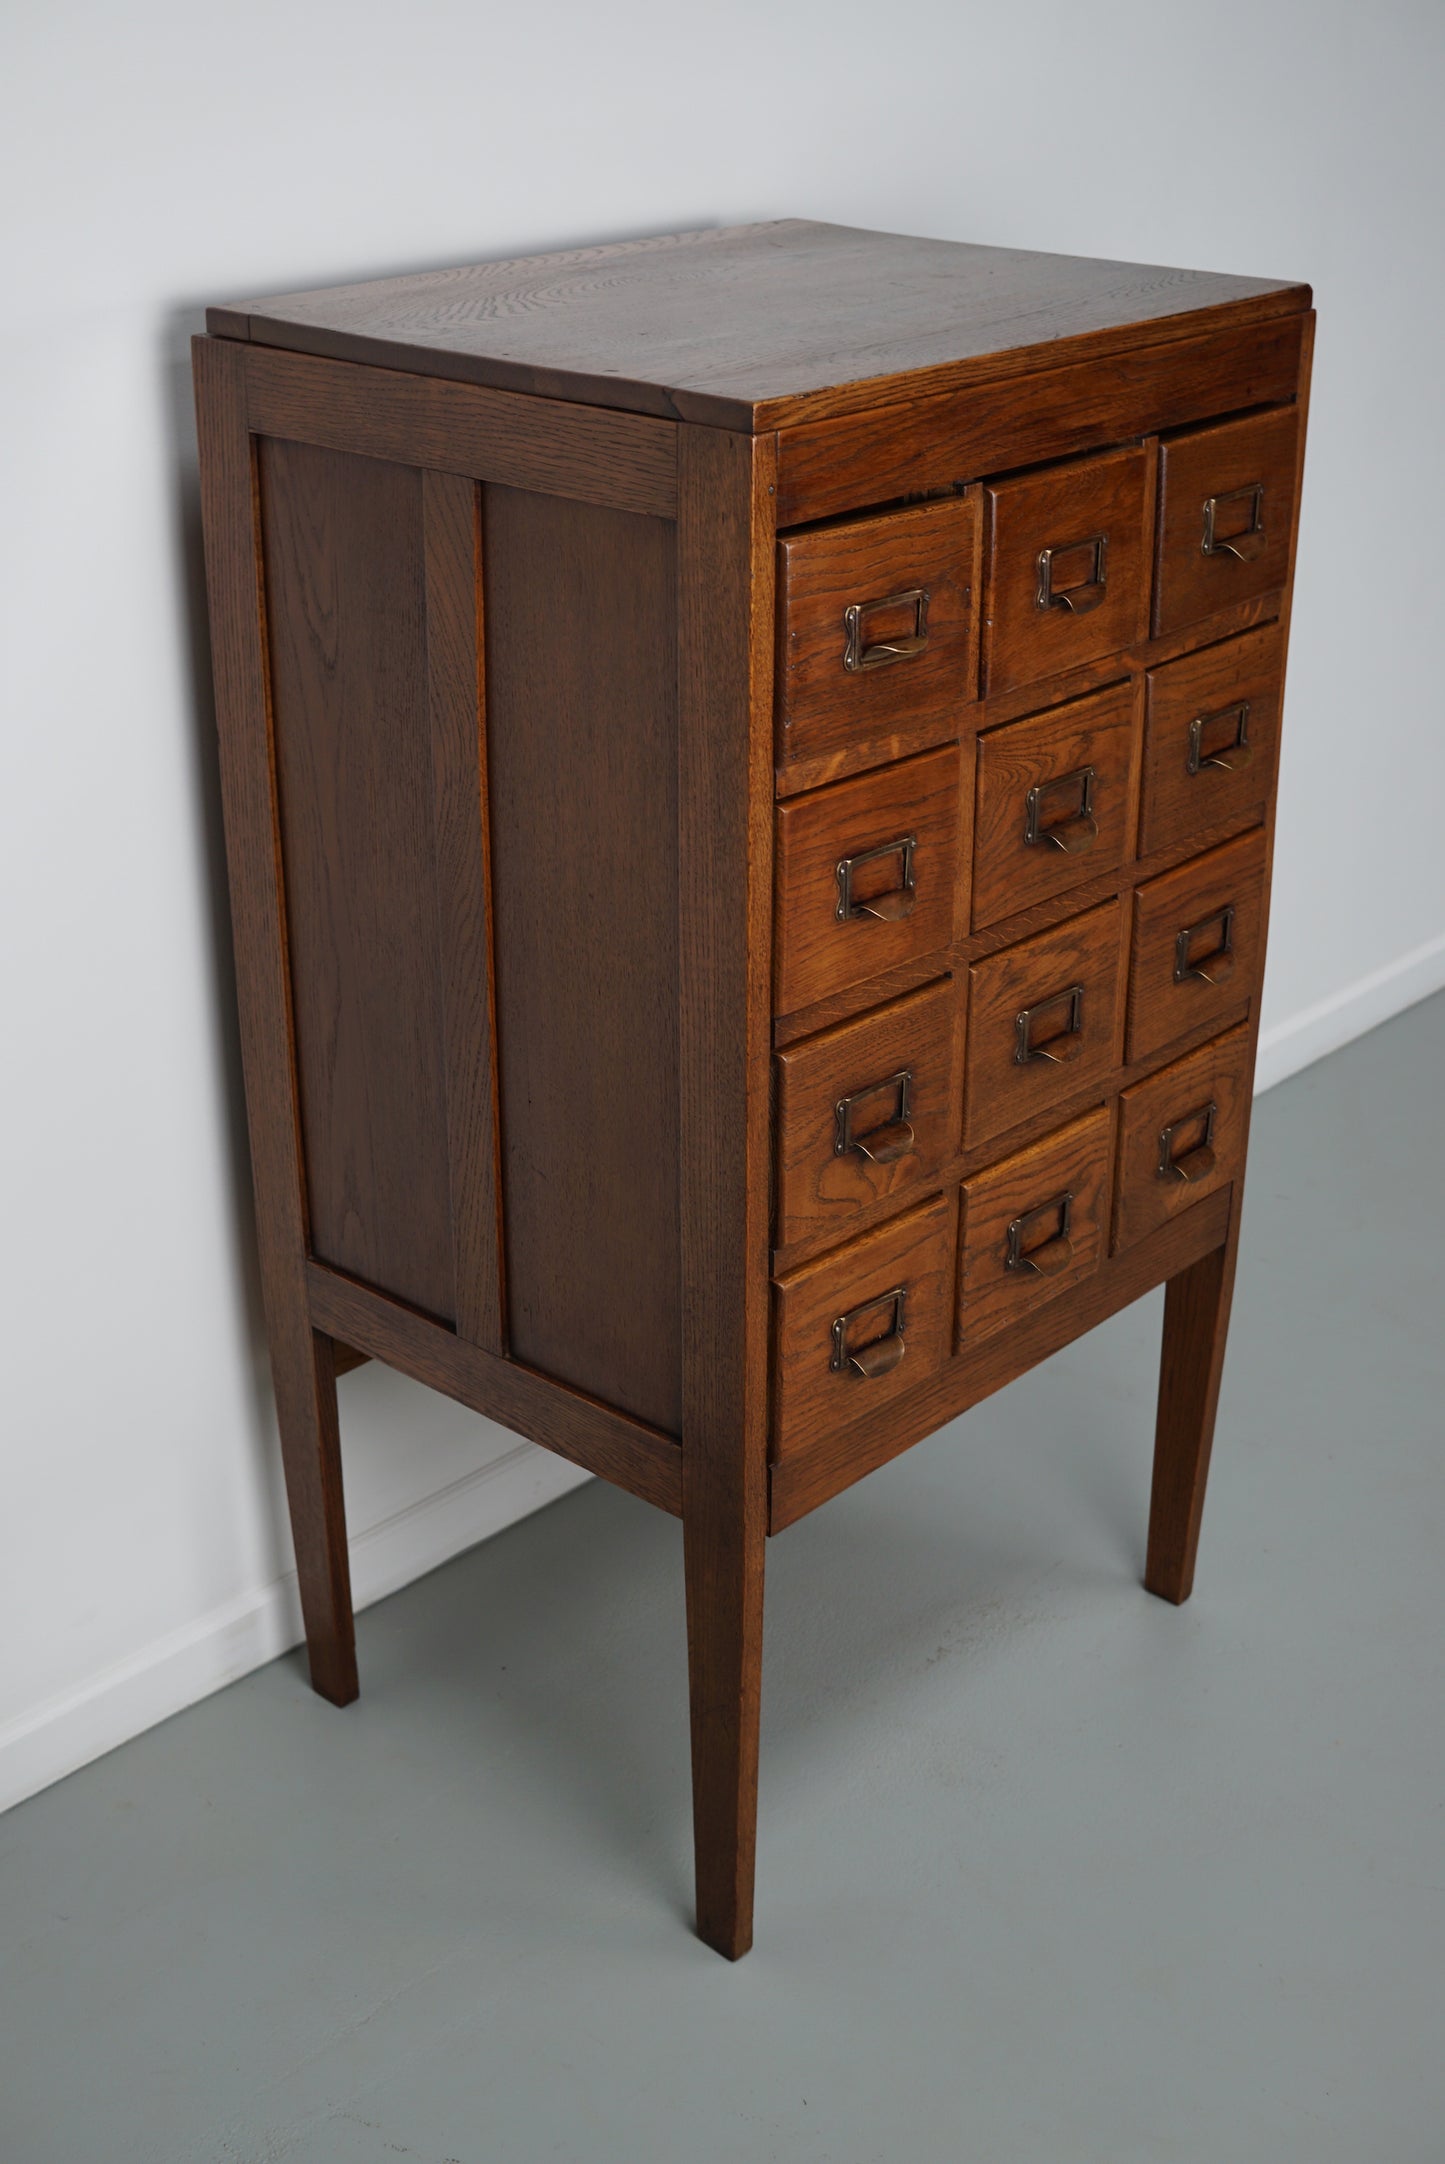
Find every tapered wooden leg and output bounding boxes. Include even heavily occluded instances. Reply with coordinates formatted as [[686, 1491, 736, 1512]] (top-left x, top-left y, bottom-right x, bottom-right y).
[[683, 1490, 764, 1959], [272, 1325, 358, 1705], [1145, 1235, 1238, 1604]]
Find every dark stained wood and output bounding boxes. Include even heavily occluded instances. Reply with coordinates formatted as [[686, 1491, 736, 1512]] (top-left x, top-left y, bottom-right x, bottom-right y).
[[244, 345, 677, 518], [258, 435, 456, 1321], [331, 1343, 370, 1377], [214, 219, 1309, 431], [1127, 825, 1267, 1064], [774, 745, 961, 1017], [776, 314, 1304, 525], [484, 483, 682, 1434], [776, 495, 978, 764], [983, 447, 1151, 696], [774, 976, 958, 1247], [972, 682, 1138, 929], [676, 426, 776, 1959], [1153, 405, 1299, 637], [964, 900, 1126, 1149], [1140, 623, 1282, 858], [423, 470, 503, 1350], [957, 1105, 1113, 1350], [772, 1183, 1232, 1531], [1113, 1023, 1251, 1253], [773, 1193, 956, 1461], [192, 337, 358, 1707], [305, 1261, 682, 1515]]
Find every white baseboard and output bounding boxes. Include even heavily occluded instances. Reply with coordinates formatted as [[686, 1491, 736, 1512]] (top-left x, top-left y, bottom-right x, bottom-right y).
[[0, 1443, 590, 1819], [1255, 929, 1445, 1095]]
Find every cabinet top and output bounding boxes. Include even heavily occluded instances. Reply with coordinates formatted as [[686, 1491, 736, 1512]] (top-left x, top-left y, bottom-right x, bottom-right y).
[[208, 218, 1310, 433]]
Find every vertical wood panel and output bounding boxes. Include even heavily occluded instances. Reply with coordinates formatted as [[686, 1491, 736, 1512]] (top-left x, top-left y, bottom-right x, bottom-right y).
[[257, 436, 455, 1320], [483, 485, 682, 1433], [423, 470, 504, 1349], [677, 425, 776, 1958]]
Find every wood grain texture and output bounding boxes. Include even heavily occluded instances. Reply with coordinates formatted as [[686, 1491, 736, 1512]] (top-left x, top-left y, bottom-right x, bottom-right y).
[[776, 314, 1304, 525], [245, 345, 676, 517], [192, 337, 358, 1706], [304, 1262, 682, 1514], [1153, 405, 1299, 637], [774, 745, 961, 1017], [213, 219, 1308, 431], [423, 470, 503, 1349], [772, 1184, 1232, 1530], [258, 434, 456, 1321], [774, 975, 958, 1247], [1113, 1023, 1251, 1253], [776, 495, 978, 764], [957, 1105, 1113, 1350], [1127, 825, 1267, 1064], [484, 483, 681, 1434], [773, 1192, 956, 1461], [984, 447, 1151, 696], [1140, 623, 1282, 857], [677, 426, 776, 1959], [972, 682, 1138, 930], [964, 899, 1126, 1149]]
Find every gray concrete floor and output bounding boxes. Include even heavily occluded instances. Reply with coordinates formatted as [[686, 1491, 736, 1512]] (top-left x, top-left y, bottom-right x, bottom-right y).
[[5, 994, 1444, 2164]]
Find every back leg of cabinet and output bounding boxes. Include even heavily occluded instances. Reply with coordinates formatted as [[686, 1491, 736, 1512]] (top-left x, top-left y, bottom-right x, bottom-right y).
[[1145, 1234, 1237, 1605], [273, 1322, 359, 1705]]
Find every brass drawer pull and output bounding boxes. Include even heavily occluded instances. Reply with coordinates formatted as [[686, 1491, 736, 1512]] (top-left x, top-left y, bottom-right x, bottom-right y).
[[834, 1069, 915, 1164], [1025, 765, 1098, 855], [835, 834, 917, 923], [1158, 1100, 1219, 1184], [1036, 532, 1107, 615], [1004, 1189, 1074, 1277], [1188, 700, 1253, 775], [1202, 482, 1266, 563], [830, 1286, 908, 1379], [1015, 983, 1085, 1066], [1174, 904, 1236, 987], [842, 587, 930, 672]]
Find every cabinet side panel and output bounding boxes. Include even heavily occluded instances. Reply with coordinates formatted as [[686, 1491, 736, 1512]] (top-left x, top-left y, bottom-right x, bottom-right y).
[[257, 435, 456, 1321], [484, 485, 682, 1434]]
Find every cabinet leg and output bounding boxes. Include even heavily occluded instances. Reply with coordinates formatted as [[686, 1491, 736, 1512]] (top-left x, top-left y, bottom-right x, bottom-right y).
[[1146, 1236, 1238, 1606], [273, 1325, 358, 1705], [683, 1498, 764, 1960]]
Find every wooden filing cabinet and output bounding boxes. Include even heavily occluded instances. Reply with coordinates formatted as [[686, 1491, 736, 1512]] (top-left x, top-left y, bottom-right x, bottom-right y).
[[193, 219, 1312, 1960]]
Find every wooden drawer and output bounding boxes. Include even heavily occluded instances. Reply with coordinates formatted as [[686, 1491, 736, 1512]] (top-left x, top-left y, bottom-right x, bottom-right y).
[[772, 1192, 956, 1461], [972, 682, 1137, 930], [957, 1105, 1111, 1349], [982, 446, 1150, 695], [774, 745, 961, 1018], [775, 978, 959, 1249], [1154, 407, 1299, 636], [1127, 827, 1268, 1063], [965, 899, 1125, 1150], [1141, 624, 1283, 857], [776, 497, 980, 766], [1113, 1023, 1252, 1253]]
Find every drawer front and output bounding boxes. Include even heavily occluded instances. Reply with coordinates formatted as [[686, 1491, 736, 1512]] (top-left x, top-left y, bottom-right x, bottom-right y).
[[772, 1192, 956, 1461], [1141, 624, 1282, 857], [775, 978, 958, 1249], [775, 745, 961, 1018], [965, 899, 1125, 1149], [973, 682, 1137, 929], [777, 496, 979, 764], [1113, 1023, 1252, 1252], [957, 1105, 1111, 1348], [1127, 827, 1268, 1063], [983, 446, 1150, 695], [1154, 407, 1299, 636]]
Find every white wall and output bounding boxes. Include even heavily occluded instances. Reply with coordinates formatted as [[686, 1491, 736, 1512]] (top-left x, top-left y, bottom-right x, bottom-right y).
[[3, 0, 1442, 1811]]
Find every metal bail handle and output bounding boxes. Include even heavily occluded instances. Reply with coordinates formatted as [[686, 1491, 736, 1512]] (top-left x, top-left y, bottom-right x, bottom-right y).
[[834, 1069, 916, 1163], [830, 1286, 908, 1379], [843, 587, 931, 673], [1004, 1190, 1075, 1277], [1202, 482, 1266, 562], [1024, 765, 1098, 856], [1037, 532, 1108, 614], [835, 834, 917, 924], [1188, 701, 1254, 776], [1174, 904, 1236, 987], [1014, 983, 1086, 1066], [1158, 1100, 1219, 1184]]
